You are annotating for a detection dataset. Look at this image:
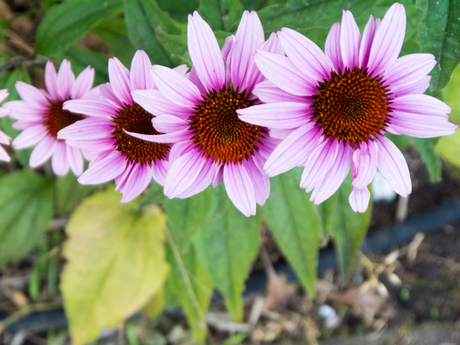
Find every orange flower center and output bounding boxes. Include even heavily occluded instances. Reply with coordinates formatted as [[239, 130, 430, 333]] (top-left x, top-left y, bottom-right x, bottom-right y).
[[45, 101, 84, 138]]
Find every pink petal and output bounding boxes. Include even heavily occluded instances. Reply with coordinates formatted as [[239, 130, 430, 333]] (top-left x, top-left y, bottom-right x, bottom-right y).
[[152, 114, 189, 133], [230, 11, 265, 91], [260, 32, 283, 55], [391, 94, 451, 117], [223, 163, 256, 217], [300, 138, 339, 192], [58, 118, 112, 142], [0, 145, 10, 162], [359, 16, 379, 69], [352, 140, 378, 189], [130, 50, 154, 90], [264, 123, 320, 176], [152, 65, 202, 107], [244, 158, 270, 206], [255, 50, 317, 96], [278, 27, 331, 81], [384, 54, 435, 88], [237, 102, 312, 128], [99, 83, 124, 109], [119, 163, 153, 202], [56, 59, 75, 100], [349, 187, 370, 213], [132, 89, 192, 119], [173, 64, 189, 76], [78, 150, 127, 184], [29, 135, 57, 168], [325, 22, 343, 73], [389, 111, 457, 138], [63, 99, 117, 118], [213, 164, 224, 188], [124, 128, 192, 143], [0, 107, 10, 118], [51, 141, 70, 176], [0, 130, 10, 145], [188, 66, 207, 96], [390, 75, 431, 97], [164, 148, 208, 198], [176, 158, 217, 199], [376, 136, 411, 197], [72, 66, 95, 99], [5, 100, 44, 121], [0, 89, 8, 102], [367, 3, 406, 76], [16, 82, 49, 108], [45, 61, 59, 101], [152, 159, 168, 186], [340, 10, 361, 70], [13, 124, 48, 149], [12, 119, 43, 130], [169, 140, 193, 165], [67, 145, 84, 176], [310, 142, 353, 204], [108, 57, 133, 106], [253, 80, 312, 104], [187, 11, 225, 91]]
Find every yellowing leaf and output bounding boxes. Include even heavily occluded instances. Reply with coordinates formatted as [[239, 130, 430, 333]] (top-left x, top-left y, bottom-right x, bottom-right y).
[[61, 189, 169, 345], [437, 130, 460, 168]]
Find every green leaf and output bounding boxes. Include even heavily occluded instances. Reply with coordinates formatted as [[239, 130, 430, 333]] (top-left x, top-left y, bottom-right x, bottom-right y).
[[35, 0, 123, 57], [443, 63, 460, 124], [416, 0, 460, 92], [156, 0, 199, 22], [193, 185, 260, 321], [410, 137, 442, 182], [258, 0, 378, 46], [91, 18, 137, 67], [164, 187, 213, 253], [56, 44, 110, 85], [55, 171, 97, 215], [61, 189, 169, 345], [328, 175, 372, 280], [264, 169, 320, 297], [0, 172, 54, 265], [198, 0, 244, 31], [155, 29, 191, 66], [166, 245, 213, 343], [124, 0, 184, 67]]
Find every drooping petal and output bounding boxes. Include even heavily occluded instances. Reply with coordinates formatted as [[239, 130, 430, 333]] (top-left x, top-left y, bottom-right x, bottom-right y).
[[325, 22, 343, 73], [213, 164, 224, 188], [254, 51, 317, 96], [78, 150, 127, 184], [0, 145, 10, 162], [29, 135, 57, 168], [340, 10, 361, 70], [264, 123, 320, 176], [52, 141, 70, 176], [300, 138, 339, 192], [278, 27, 331, 81], [175, 158, 217, 199], [367, 3, 406, 76], [120, 163, 153, 202], [108, 57, 133, 106], [349, 187, 370, 213], [130, 50, 154, 90], [71, 66, 95, 99], [67, 145, 84, 176], [238, 102, 312, 128], [152, 159, 168, 186], [223, 163, 256, 217], [310, 142, 353, 204], [151, 65, 202, 107], [352, 140, 378, 189], [187, 11, 225, 91], [376, 136, 411, 197], [244, 157, 270, 206]]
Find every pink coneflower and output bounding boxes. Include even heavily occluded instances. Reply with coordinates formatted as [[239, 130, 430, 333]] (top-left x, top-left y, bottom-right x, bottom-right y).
[[4, 60, 97, 175], [0, 89, 11, 162], [128, 11, 282, 216], [238, 3, 457, 212], [59, 50, 175, 202]]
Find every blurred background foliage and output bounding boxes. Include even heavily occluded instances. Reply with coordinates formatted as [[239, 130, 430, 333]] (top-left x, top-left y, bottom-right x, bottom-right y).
[[0, 0, 459, 344]]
